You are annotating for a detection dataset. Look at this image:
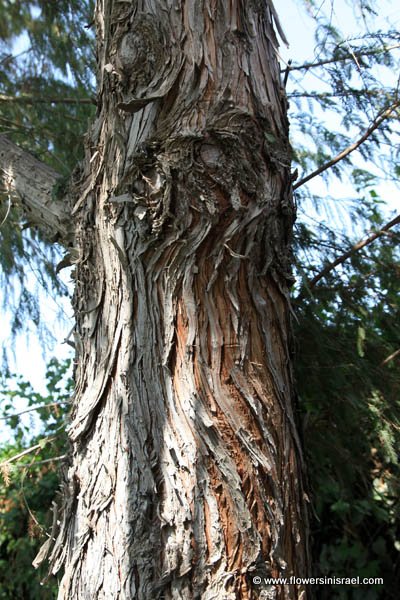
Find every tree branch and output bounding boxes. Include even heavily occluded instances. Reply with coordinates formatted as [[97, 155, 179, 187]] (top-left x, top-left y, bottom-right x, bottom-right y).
[[0, 401, 69, 421], [381, 348, 400, 366], [281, 43, 400, 73], [293, 102, 400, 191], [0, 135, 72, 243], [13, 455, 67, 468], [0, 94, 96, 105], [0, 437, 56, 467], [288, 88, 384, 99], [304, 213, 400, 290]]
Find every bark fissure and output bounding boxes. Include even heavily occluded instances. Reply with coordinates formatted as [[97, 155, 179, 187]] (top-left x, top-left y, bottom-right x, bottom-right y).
[[38, 1, 310, 598]]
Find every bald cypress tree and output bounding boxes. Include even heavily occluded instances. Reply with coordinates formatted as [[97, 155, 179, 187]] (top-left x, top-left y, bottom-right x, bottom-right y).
[[2, 1, 310, 598], [2, 1, 399, 599]]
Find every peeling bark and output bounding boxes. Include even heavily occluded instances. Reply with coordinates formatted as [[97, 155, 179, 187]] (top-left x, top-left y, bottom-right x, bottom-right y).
[[0, 135, 72, 243], [39, 1, 310, 598]]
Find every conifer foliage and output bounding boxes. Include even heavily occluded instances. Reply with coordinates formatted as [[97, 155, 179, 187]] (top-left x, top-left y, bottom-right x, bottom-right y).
[[0, 0, 95, 339], [0, 1, 399, 598]]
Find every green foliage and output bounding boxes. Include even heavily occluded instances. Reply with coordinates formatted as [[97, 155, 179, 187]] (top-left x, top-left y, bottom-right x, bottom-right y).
[[288, 16, 400, 188], [0, 1, 95, 344], [0, 358, 71, 599], [0, 0, 95, 170], [0, 203, 68, 338], [288, 4, 400, 596], [0, 0, 399, 598], [0, 460, 58, 600], [294, 208, 400, 597]]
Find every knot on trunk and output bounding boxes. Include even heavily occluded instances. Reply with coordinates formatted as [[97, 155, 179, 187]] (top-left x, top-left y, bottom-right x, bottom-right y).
[[116, 15, 163, 87], [112, 13, 182, 114]]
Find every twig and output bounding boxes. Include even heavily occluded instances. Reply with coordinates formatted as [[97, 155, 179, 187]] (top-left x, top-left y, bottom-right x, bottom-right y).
[[304, 213, 400, 290], [0, 437, 56, 466], [381, 348, 400, 366], [283, 59, 292, 87], [288, 89, 384, 99], [14, 455, 67, 468], [293, 102, 400, 190], [0, 401, 69, 420], [281, 43, 400, 73], [33, 501, 59, 569], [0, 94, 96, 105], [0, 192, 11, 227], [19, 447, 46, 537], [0, 48, 32, 66]]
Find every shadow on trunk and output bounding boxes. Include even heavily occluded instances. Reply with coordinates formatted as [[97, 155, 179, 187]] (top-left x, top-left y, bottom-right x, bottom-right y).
[[36, 1, 310, 598]]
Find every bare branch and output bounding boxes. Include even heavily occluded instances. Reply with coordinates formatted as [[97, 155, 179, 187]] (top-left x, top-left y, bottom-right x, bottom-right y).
[[13, 455, 67, 468], [0, 93, 96, 106], [0, 401, 69, 421], [0, 437, 56, 467], [288, 89, 384, 99], [304, 213, 400, 290], [293, 102, 400, 191], [281, 43, 400, 73], [0, 135, 72, 243], [381, 348, 400, 366], [0, 48, 32, 66]]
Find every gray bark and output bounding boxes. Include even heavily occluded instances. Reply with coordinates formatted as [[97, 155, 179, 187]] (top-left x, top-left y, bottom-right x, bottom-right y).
[[36, 1, 310, 598], [0, 135, 72, 243]]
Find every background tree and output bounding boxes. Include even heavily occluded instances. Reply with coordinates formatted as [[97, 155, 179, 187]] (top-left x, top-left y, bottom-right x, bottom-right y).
[[284, 3, 400, 596], [0, 359, 71, 600], [0, 0, 95, 346]]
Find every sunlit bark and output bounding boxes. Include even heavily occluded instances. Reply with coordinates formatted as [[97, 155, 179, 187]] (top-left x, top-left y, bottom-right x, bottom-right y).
[[40, 1, 310, 598], [0, 135, 71, 242]]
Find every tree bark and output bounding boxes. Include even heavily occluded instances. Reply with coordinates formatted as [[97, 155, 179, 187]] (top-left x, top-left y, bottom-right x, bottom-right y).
[[0, 135, 72, 243], [39, 1, 310, 598]]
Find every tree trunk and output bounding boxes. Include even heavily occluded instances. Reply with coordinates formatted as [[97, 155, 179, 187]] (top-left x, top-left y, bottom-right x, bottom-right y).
[[44, 1, 310, 598]]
